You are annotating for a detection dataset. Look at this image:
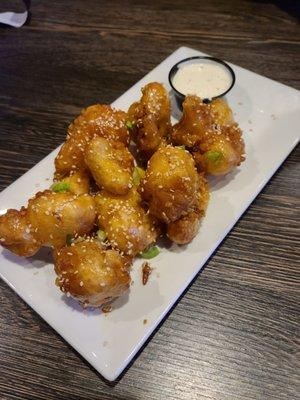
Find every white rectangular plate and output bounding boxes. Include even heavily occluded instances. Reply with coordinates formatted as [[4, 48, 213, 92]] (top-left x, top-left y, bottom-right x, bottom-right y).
[[0, 47, 299, 381]]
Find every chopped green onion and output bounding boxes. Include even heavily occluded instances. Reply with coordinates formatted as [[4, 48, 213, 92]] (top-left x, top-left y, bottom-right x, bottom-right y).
[[125, 120, 135, 130], [97, 229, 107, 242], [177, 145, 185, 150], [66, 234, 73, 246], [139, 246, 160, 259], [204, 150, 223, 163], [51, 182, 70, 193], [132, 166, 144, 186]]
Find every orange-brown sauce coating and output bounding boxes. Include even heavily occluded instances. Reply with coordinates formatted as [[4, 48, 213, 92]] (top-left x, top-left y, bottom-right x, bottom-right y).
[[0, 82, 247, 309], [128, 82, 171, 159], [95, 188, 160, 256], [54, 239, 131, 307], [55, 104, 129, 178], [171, 96, 245, 176], [85, 137, 134, 195], [167, 173, 210, 244], [139, 145, 200, 223]]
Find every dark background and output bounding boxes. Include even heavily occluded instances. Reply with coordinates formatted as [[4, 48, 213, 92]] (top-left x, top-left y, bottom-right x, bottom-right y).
[[0, 1, 299, 399]]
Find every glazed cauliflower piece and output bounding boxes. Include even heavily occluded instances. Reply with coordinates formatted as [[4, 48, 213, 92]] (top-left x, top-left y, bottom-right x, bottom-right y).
[[171, 95, 245, 176], [54, 239, 131, 308], [55, 104, 129, 178], [26, 190, 96, 248], [128, 82, 171, 159], [139, 145, 200, 223], [95, 188, 159, 256], [171, 95, 213, 148], [53, 170, 90, 195], [85, 136, 134, 195], [0, 208, 40, 257], [192, 124, 245, 176], [210, 97, 234, 126], [167, 173, 210, 244]]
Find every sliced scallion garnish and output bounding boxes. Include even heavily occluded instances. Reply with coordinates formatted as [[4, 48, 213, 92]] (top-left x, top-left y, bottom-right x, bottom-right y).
[[204, 150, 223, 163], [132, 166, 145, 186], [97, 229, 107, 242], [125, 120, 136, 130], [51, 182, 70, 193], [139, 246, 160, 259]]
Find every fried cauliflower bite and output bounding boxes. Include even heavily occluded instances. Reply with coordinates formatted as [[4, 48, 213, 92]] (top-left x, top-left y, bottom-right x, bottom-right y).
[[127, 82, 171, 158], [55, 105, 129, 178], [167, 173, 209, 244], [26, 190, 96, 248], [53, 239, 131, 308], [0, 208, 40, 257], [95, 188, 159, 256], [171, 96, 245, 176], [171, 95, 213, 148], [84, 137, 134, 195], [192, 124, 245, 176], [139, 145, 200, 223], [210, 98, 234, 126], [53, 170, 90, 195]]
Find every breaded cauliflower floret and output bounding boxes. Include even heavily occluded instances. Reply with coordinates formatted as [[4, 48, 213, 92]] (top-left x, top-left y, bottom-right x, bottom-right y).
[[171, 95, 213, 148], [167, 173, 210, 244], [53, 170, 90, 195], [139, 145, 200, 223], [27, 190, 96, 248], [192, 124, 245, 176], [54, 239, 131, 307], [0, 208, 40, 257], [85, 137, 134, 195], [95, 188, 159, 256], [55, 104, 129, 178], [128, 82, 171, 159]]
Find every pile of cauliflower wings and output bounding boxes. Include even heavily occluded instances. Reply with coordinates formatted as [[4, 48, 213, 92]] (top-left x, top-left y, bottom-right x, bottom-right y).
[[0, 82, 245, 309]]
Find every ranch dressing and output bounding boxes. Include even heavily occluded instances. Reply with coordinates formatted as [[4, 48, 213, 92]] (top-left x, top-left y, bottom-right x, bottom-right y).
[[172, 62, 232, 100]]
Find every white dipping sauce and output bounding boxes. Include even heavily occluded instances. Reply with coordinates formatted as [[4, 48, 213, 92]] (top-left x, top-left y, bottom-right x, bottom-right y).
[[172, 62, 232, 99]]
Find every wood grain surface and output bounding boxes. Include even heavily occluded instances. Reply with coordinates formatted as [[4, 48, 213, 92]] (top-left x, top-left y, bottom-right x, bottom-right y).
[[0, 1, 299, 399]]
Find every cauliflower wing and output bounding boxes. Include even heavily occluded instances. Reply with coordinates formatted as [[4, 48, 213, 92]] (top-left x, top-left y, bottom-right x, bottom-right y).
[[26, 190, 96, 248], [128, 82, 171, 159], [95, 188, 159, 256], [54, 239, 131, 307], [167, 173, 209, 244], [192, 124, 245, 175], [53, 170, 90, 195], [55, 105, 129, 178], [139, 145, 200, 223], [85, 137, 134, 195], [171, 95, 212, 148], [0, 208, 40, 257]]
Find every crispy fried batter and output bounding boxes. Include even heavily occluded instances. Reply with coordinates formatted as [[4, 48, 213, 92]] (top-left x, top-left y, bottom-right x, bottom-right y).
[[27, 190, 96, 248], [139, 145, 200, 223], [0, 81, 248, 310], [128, 82, 171, 159], [85, 137, 134, 195], [55, 170, 90, 195], [210, 98, 234, 126], [192, 124, 245, 175], [95, 188, 159, 256], [171, 95, 213, 147], [55, 105, 129, 178], [53, 239, 131, 307], [171, 95, 245, 175], [0, 208, 40, 257], [167, 173, 209, 244]]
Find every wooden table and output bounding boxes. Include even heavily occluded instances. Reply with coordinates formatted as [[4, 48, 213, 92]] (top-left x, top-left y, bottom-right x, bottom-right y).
[[0, 1, 299, 399]]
